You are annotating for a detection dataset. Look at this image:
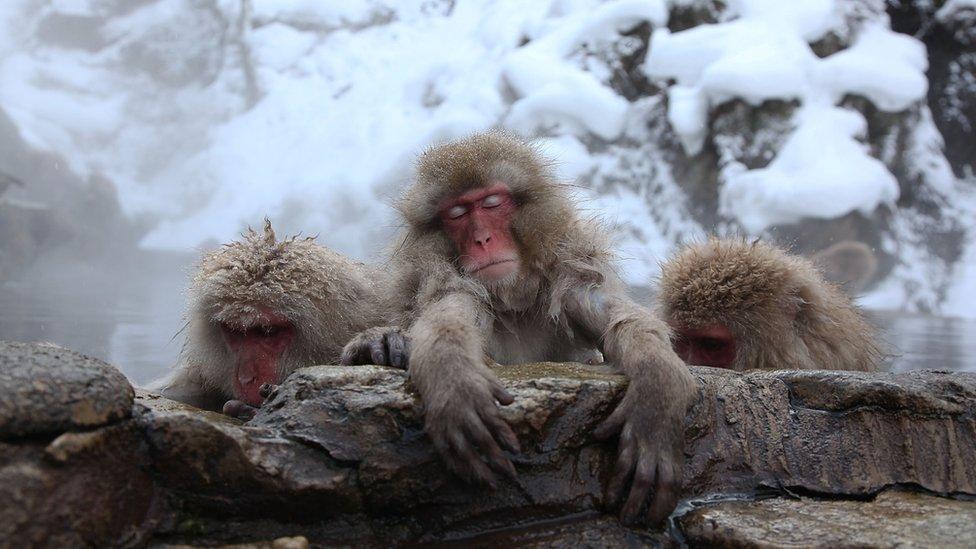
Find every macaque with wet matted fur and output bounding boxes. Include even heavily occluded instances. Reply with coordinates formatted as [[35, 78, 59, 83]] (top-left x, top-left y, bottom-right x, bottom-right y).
[[659, 238, 883, 372], [344, 132, 697, 525], [150, 220, 393, 418]]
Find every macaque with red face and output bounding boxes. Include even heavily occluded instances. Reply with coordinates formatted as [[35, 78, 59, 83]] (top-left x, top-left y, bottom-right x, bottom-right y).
[[658, 238, 882, 372], [150, 220, 393, 418], [345, 131, 697, 525]]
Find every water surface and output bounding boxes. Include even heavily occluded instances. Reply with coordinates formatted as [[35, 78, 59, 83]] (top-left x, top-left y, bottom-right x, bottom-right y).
[[0, 255, 972, 384]]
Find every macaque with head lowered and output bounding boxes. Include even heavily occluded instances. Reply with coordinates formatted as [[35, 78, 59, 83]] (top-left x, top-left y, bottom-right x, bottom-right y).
[[151, 220, 393, 417], [659, 238, 882, 372], [345, 132, 697, 525]]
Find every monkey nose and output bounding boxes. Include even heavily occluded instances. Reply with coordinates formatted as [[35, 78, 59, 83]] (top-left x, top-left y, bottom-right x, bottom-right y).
[[474, 229, 492, 245]]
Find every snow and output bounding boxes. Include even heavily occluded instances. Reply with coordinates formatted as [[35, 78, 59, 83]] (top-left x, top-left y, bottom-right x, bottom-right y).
[[814, 24, 928, 112], [720, 104, 900, 233], [0, 0, 973, 318], [503, 0, 666, 140], [645, 0, 927, 232]]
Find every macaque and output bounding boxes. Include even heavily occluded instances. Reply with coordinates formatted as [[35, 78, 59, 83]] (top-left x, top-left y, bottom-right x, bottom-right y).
[[345, 132, 697, 525], [150, 220, 391, 418], [658, 238, 882, 372], [811, 240, 878, 294]]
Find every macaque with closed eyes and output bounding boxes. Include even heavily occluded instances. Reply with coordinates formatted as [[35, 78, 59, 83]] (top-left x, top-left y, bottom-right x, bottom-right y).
[[150, 220, 394, 419], [344, 131, 697, 525]]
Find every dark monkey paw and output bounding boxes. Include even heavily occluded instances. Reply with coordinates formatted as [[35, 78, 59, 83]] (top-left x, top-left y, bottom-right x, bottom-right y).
[[222, 383, 280, 421], [340, 326, 410, 369]]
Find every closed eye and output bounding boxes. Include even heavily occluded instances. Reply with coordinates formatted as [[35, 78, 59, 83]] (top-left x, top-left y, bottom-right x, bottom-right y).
[[447, 205, 468, 219], [481, 194, 502, 208]]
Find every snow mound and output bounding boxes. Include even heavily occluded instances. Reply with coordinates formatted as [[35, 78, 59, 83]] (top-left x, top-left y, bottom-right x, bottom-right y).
[[645, 2, 926, 233], [720, 105, 899, 233]]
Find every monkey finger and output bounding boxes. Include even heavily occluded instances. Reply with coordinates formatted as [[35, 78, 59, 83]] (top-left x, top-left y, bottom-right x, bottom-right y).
[[481, 409, 521, 453], [463, 416, 516, 481], [593, 404, 627, 440], [620, 455, 657, 525], [258, 383, 279, 400], [448, 430, 497, 489], [646, 458, 680, 525], [368, 339, 388, 365], [386, 331, 408, 369], [339, 341, 367, 366], [222, 399, 257, 421], [488, 379, 515, 405], [605, 431, 637, 508]]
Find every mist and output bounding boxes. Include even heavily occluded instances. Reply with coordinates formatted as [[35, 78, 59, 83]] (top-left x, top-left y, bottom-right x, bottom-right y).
[[1, 0, 974, 380]]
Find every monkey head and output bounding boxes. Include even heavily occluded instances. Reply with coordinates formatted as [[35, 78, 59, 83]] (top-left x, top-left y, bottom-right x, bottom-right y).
[[399, 131, 576, 287], [658, 238, 882, 371], [659, 239, 804, 370], [182, 220, 367, 405]]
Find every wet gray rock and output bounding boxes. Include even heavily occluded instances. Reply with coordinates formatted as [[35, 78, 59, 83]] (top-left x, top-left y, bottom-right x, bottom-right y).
[[4, 339, 973, 546], [135, 391, 361, 522], [0, 341, 135, 438], [0, 423, 158, 547], [684, 367, 976, 497], [140, 363, 976, 545], [680, 489, 976, 547], [0, 342, 155, 547]]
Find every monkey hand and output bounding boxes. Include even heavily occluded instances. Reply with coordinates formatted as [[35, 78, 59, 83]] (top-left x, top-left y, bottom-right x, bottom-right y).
[[594, 367, 695, 526], [420, 366, 521, 489], [222, 383, 280, 421], [340, 326, 409, 369]]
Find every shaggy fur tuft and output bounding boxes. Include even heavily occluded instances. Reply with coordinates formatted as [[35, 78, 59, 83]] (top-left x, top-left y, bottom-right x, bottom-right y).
[[152, 219, 388, 407], [658, 238, 883, 371]]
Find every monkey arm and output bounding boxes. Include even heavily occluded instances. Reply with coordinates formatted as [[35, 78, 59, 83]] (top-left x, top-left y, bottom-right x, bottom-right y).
[[563, 285, 698, 525], [407, 292, 521, 488]]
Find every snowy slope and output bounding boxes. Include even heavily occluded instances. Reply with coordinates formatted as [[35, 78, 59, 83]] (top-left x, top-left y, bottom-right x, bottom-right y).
[[0, 0, 972, 316]]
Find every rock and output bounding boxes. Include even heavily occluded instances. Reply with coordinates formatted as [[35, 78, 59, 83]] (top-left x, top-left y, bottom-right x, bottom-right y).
[[679, 489, 976, 547], [134, 390, 362, 521], [684, 368, 976, 497], [0, 341, 134, 438], [438, 513, 669, 547], [0, 342, 156, 547], [138, 363, 976, 544], [157, 536, 310, 549], [0, 422, 158, 547], [1, 338, 972, 546]]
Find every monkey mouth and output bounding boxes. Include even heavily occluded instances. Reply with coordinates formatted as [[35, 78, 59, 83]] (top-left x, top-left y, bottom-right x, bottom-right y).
[[468, 259, 519, 281], [469, 258, 518, 274]]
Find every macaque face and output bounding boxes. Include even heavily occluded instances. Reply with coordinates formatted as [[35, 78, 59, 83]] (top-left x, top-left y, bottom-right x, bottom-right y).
[[219, 308, 294, 406], [672, 323, 736, 369], [440, 182, 520, 283]]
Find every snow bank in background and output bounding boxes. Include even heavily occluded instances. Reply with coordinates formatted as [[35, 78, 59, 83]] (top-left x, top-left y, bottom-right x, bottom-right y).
[[815, 24, 928, 111], [646, 2, 926, 233], [1, 0, 674, 259], [0, 0, 973, 317], [503, 0, 666, 140], [721, 105, 899, 233]]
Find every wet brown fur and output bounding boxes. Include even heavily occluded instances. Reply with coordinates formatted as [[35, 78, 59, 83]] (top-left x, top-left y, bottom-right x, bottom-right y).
[[151, 220, 388, 409], [659, 238, 882, 372], [386, 131, 696, 524]]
